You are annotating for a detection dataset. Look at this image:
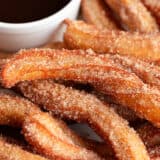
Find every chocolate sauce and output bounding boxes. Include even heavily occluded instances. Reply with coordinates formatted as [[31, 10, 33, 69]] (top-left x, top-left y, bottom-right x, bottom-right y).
[[0, 0, 70, 23]]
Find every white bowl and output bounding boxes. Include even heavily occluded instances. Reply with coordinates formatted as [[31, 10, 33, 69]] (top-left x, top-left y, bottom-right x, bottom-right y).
[[0, 0, 81, 52]]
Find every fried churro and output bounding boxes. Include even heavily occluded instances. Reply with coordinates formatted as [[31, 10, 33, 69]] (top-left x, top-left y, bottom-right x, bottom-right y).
[[64, 20, 160, 60], [5, 48, 159, 124], [47, 65, 160, 128], [104, 0, 159, 32], [1, 1, 160, 158], [141, 0, 160, 25], [82, 0, 119, 29], [19, 80, 150, 160], [23, 111, 102, 160], [0, 87, 105, 159], [2, 48, 160, 127], [2, 48, 160, 88]]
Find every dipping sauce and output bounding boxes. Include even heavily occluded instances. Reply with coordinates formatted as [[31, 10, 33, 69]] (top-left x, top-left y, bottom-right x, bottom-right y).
[[0, 0, 70, 23]]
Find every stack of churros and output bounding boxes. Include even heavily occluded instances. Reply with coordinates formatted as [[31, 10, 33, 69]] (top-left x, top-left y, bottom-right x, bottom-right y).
[[0, 0, 160, 160]]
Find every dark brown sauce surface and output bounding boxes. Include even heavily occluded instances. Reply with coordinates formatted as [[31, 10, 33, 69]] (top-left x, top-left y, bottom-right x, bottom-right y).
[[0, 0, 70, 23]]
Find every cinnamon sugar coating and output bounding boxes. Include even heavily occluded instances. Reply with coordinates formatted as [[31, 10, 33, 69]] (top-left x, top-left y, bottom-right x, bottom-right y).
[[104, 0, 159, 32], [23, 111, 102, 160], [82, 0, 119, 29], [2, 48, 160, 127], [105, 54, 160, 89], [64, 20, 160, 60], [19, 80, 149, 160], [2, 48, 160, 88]]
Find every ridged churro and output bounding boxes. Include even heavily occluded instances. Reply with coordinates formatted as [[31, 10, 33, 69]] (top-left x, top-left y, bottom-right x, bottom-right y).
[[2, 48, 160, 90], [19, 80, 150, 160], [2, 48, 160, 88], [2, 49, 160, 127], [0, 87, 106, 159], [64, 20, 160, 60], [82, 0, 119, 29], [42, 40, 160, 92], [1, 0, 160, 158], [104, 0, 159, 32], [23, 111, 102, 160], [46, 65, 160, 128], [7, 48, 159, 124]]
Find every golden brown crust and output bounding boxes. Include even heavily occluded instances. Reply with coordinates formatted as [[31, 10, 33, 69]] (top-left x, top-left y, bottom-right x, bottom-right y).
[[6, 48, 160, 124], [23, 111, 102, 160], [64, 20, 160, 60], [0, 136, 47, 160], [2, 48, 160, 88], [104, 0, 159, 32], [0, 87, 107, 158], [19, 80, 150, 160], [82, 0, 119, 29], [2, 48, 160, 127], [1, 48, 112, 87], [141, 0, 160, 25], [45, 65, 160, 128]]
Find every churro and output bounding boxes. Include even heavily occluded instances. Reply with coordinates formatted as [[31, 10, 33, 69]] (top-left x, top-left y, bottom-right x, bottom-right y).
[[104, 0, 159, 32], [82, 0, 119, 29], [64, 20, 160, 60], [20, 80, 150, 160], [2, 49, 160, 127], [105, 54, 160, 89], [2, 48, 160, 87], [23, 111, 102, 160], [0, 87, 105, 159]]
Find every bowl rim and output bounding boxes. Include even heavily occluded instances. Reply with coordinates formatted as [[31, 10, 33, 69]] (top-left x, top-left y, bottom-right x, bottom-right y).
[[0, 0, 77, 30]]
